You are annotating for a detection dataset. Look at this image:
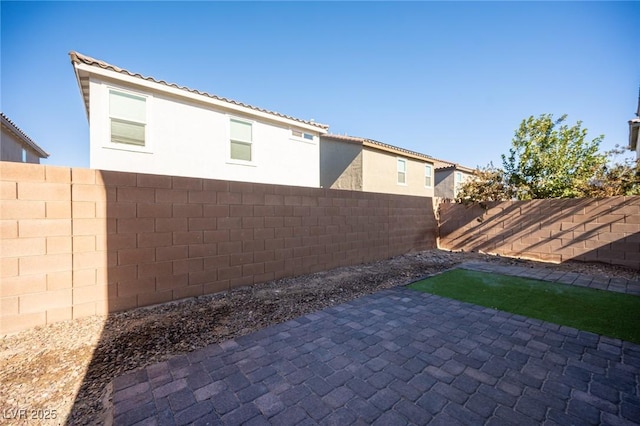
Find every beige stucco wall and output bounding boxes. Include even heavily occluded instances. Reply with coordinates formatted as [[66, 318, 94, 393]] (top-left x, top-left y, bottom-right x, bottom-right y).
[[1, 128, 41, 164], [319, 138, 363, 190], [362, 147, 434, 197]]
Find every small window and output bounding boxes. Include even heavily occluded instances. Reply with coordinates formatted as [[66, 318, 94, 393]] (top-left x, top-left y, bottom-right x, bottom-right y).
[[397, 159, 407, 184], [21, 148, 27, 163], [291, 129, 315, 142], [455, 171, 463, 183], [230, 118, 252, 162], [109, 90, 146, 146], [425, 164, 433, 187]]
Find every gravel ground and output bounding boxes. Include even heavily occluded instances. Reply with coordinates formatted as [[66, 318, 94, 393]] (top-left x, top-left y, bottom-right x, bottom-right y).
[[1, 249, 638, 425]]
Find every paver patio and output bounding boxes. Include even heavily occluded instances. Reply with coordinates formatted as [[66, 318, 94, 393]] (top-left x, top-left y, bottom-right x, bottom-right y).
[[111, 263, 640, 425]]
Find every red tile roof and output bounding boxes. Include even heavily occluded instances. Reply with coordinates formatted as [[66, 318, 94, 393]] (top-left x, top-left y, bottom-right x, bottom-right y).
[[69, 51, 329, 130]]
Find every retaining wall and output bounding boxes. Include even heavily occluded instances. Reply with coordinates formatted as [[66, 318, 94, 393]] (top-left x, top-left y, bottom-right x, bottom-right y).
[[0, 162, 436, 334], [438, 198, 640, 269]]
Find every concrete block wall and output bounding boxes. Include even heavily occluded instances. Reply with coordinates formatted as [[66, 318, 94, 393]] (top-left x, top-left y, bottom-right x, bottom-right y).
[[438, 197, 640, 269], [1, 162, 73, 331], [1, 162, 436, 334]]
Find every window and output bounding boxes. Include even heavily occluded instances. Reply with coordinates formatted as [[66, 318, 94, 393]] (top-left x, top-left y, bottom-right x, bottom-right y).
[[230, 118, 252, 161], [425, 164, 433, 187], [291, 129, 315, 142], [397, 159, 407, 184], [455, 171, 463, 183], [109, 90, 146, 146], [21, 148, 26, 163]]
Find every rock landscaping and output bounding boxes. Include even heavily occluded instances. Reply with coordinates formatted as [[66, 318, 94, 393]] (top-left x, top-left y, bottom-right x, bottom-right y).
[[1, 249, 637, 425]]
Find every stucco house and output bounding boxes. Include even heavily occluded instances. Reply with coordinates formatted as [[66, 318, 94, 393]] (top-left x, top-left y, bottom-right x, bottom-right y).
[[69, 52, 329, 187], [1, 113, 49, 164], [630, 91, 640, 159], [433, 160, 475, 200], [320, 134, 436, 197]]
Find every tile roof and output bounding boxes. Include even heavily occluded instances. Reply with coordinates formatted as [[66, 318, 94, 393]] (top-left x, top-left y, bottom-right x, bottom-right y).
[[322, 133, 475, 173], [1, 113, 49, 158], [69, 51, 329, 130], [321, 134, 365, 144], [432, 160, 475, 173], [322, 133, 437, 163]]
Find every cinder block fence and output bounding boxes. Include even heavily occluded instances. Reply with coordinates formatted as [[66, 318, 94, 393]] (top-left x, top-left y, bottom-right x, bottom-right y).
[[3, 161, 639, 335], [438, 198, 640, 269], [0, 162, 436, 334]]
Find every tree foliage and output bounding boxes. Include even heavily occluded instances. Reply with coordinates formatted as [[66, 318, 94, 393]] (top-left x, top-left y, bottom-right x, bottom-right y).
[[455, 114, 639, 202], [502, 114, 606, 200], [455, 163, 513, 204], [580, 146, 640, 197]]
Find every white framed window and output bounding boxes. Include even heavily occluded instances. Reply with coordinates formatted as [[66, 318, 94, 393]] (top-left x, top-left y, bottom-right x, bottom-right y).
[[109, 89, 147, 147], [425, 164, 433, 187], [230, 118, 253, 162], [21, 148, 26, 163], [397, 158, 407, 185], [291, 129, 315, 143]]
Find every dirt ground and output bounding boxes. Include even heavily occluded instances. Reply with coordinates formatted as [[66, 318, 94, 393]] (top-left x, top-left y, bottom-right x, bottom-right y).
[[1, 249, 638, 425]]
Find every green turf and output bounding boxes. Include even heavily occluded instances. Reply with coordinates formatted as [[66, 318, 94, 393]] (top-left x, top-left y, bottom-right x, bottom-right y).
[[408, 269, 640, 344]]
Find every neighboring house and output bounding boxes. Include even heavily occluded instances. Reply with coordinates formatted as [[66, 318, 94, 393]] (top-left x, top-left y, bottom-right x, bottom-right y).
[[320, 134, 435, 197], [1, 113, 49, 164], [69, 52, 329, 187], [630, 90, 640, 159], [433, 160, 475, 200]]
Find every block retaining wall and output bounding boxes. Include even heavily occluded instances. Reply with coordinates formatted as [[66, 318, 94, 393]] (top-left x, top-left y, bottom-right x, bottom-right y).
[[438, 198, 640, 269], [0, 162, 436, 334]]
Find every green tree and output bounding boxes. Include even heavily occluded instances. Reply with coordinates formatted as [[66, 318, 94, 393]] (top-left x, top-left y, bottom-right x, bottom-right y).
[[580, 145, 640, 197], [455, 163, 514, 204], [502, 114, 606, 200]]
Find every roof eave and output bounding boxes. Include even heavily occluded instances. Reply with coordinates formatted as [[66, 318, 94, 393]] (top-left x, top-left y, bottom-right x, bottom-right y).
[[361, 140, 435, 164], [322, 133, 437, 164], [435, 164, 475, 174], [70, 54, 328, 134], [320, 134, 365, 145], [0, 114, 50, 158], [71, 63, 91, 121], [454, 165, 476, 174], [434, 165, 456, 172]]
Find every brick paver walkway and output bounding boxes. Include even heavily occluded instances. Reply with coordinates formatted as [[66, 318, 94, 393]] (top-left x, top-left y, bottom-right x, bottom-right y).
[[111, 264, 640, 425]]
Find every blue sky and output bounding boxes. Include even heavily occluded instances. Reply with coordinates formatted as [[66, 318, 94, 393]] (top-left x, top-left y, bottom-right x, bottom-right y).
[[1, 1, 638, 170]]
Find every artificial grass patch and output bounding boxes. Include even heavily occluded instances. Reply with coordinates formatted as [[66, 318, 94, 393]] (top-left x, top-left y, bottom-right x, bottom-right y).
[[409, 269, 640, 344]]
